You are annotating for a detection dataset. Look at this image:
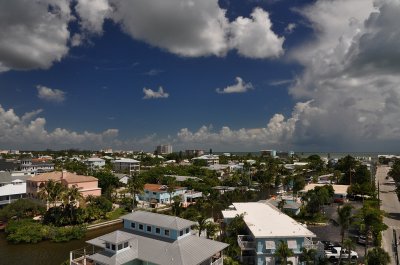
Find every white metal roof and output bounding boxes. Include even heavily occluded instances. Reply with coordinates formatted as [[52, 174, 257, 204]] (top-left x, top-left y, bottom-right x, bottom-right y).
[[0, 182, 26, 196], [301, 184, 349, 195], [222, 202, 315, 238], [113, 158, 140, 163]]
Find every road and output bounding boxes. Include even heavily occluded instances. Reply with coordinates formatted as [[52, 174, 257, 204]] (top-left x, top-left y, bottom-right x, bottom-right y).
[[377, 165, 400, 264]]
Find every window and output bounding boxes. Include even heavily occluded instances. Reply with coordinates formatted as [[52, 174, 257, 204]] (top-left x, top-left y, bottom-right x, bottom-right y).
[[180, 230, 183, 236], [139, 224, 144, 230], [105, 242, 110, 249], [124, 242, 128, 248], [156, 227, 161, 234], [118, 244, 123, 250], [153, 192, 156, 195], [164, 229, 170, 236], [147, 226, 152, 232], [186, 228, 189, 234], [111, 244, 116, 251], [131, 222, 136, 229]]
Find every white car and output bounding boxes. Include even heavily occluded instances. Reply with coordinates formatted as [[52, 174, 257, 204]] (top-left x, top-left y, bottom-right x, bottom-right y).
[[325, 247, 358, 261]]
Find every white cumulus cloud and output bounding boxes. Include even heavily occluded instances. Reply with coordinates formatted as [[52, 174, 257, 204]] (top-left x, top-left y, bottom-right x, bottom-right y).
[[216, 77, 253, 94], [230, 8, 284, 58], [75, 0, 111, 34], [111, 0, 283, 59], [37, 85, 66, 103], [175, 101, 306, 150], [0, 104, 119, 150], [0, 0, 71, 72], [143, 87, 169, 99], [286, 0, 400, 150]]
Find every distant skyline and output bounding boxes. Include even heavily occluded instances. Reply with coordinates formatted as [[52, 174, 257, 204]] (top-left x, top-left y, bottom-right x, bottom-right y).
[[1, 0, 400, 152]]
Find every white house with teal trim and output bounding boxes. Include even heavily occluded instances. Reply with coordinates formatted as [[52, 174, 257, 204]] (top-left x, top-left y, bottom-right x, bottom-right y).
[[70, 211, 228, 265], [139, 184, 187, 204], [222, 202, 318, 265]]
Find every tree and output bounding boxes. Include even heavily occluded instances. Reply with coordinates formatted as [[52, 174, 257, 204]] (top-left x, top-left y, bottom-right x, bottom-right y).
[[366, 247, 390, 265], [355, 201, 388, 256], [93, 171, 120, 200], [205, 220, 219, 239], [300, 248, 317, 265], [338, 204, 353, 245], [38, 180, 66, 208], [275, 240, 294, 265], [127, 176, 144, 210], [0, 199, 44, 221], [166, 179, 177, 205], [172, 195, 182, 216], [194, 214, 208, 237], [342, 238, 356, 265]]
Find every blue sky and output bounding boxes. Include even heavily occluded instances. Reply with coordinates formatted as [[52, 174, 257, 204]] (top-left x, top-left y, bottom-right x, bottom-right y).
[[1, 0, 400, 152]]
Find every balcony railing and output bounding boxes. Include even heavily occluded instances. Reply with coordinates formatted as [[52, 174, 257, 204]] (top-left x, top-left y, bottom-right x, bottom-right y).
[[237, 235, 256, 250], [70, 246, 99, 265]]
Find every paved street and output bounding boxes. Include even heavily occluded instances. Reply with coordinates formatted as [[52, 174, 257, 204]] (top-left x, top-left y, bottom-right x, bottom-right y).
[[377, 165, 400, 264]]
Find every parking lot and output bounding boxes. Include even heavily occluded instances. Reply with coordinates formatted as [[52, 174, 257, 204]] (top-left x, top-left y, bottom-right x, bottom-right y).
[[307, 201, 366, 263]]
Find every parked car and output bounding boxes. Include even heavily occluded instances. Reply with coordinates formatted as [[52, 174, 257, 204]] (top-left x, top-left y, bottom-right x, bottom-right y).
[[357, 235, 372, 245], [325, 247, 358, 261]]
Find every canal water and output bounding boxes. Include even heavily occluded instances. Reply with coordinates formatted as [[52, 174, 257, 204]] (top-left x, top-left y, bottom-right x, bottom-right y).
[[0, 223, 122, 265]]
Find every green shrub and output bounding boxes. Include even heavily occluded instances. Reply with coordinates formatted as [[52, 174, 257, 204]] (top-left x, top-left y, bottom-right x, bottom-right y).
[[50, 225, 86, 242], [5, 219, 45, 243], [5, 219, 86, 244]]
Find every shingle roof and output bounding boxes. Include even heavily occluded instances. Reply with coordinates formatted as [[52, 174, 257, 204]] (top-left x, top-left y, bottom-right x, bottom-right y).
[[98, 230, 136, 244], [28, 171, 97, 183], [0, 171, 12, 183], [87, 229, 228, 265], [121, 211, 195, 231]]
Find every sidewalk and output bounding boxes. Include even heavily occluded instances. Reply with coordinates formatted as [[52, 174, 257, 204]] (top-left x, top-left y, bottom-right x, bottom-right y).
[[377, 165, 400, 264]]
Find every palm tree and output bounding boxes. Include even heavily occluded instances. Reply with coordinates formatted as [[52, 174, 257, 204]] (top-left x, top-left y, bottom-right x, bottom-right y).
[[343, 238, 356, 264], [366, 247, 390, 265], [38, 179, 65, 208], [337, 204, 353, 264], [172, 195, 182, 216], [194, 214, 208, 237], [62, 185, 83, 223], [166, 179, 176, 206], [205, 220, 219, 239], [127, 176, 144, 210], [300, 248, 317, 265], [275, 240, 294, 265]]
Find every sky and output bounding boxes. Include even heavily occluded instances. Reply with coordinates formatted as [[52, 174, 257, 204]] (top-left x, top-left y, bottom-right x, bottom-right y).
[[1, 0, 400, 152]]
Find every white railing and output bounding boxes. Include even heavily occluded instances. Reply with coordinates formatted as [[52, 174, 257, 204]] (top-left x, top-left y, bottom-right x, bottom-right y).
[[237, 235, 256, 250]]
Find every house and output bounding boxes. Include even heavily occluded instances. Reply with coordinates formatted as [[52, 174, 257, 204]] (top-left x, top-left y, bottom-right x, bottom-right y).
[[222, 202, 317, 265], [139, 184, 187, 205], [112, 158, 140, 174], [300, 184, 349, 202], [192, 154, 219, 165], [20, 158, 54, 173], [84, 157, 106, 170], [70, 211, 228, 265], [26, 171, 101, 201], [0, 171, 29, 207]]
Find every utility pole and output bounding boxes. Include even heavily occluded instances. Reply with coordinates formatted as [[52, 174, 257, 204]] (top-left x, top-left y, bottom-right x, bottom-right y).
[[393, 229, 399, 265]]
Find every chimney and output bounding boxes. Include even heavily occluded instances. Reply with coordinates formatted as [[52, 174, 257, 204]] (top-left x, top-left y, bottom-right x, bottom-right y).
[[61, 170, 67, 179]]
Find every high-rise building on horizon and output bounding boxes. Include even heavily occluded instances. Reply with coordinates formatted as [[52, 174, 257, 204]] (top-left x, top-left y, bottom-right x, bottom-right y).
[[156, 144, 172, 155]]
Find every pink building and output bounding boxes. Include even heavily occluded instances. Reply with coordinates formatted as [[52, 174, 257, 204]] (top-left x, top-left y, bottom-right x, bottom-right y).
[[26, 171, 101, 200]]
